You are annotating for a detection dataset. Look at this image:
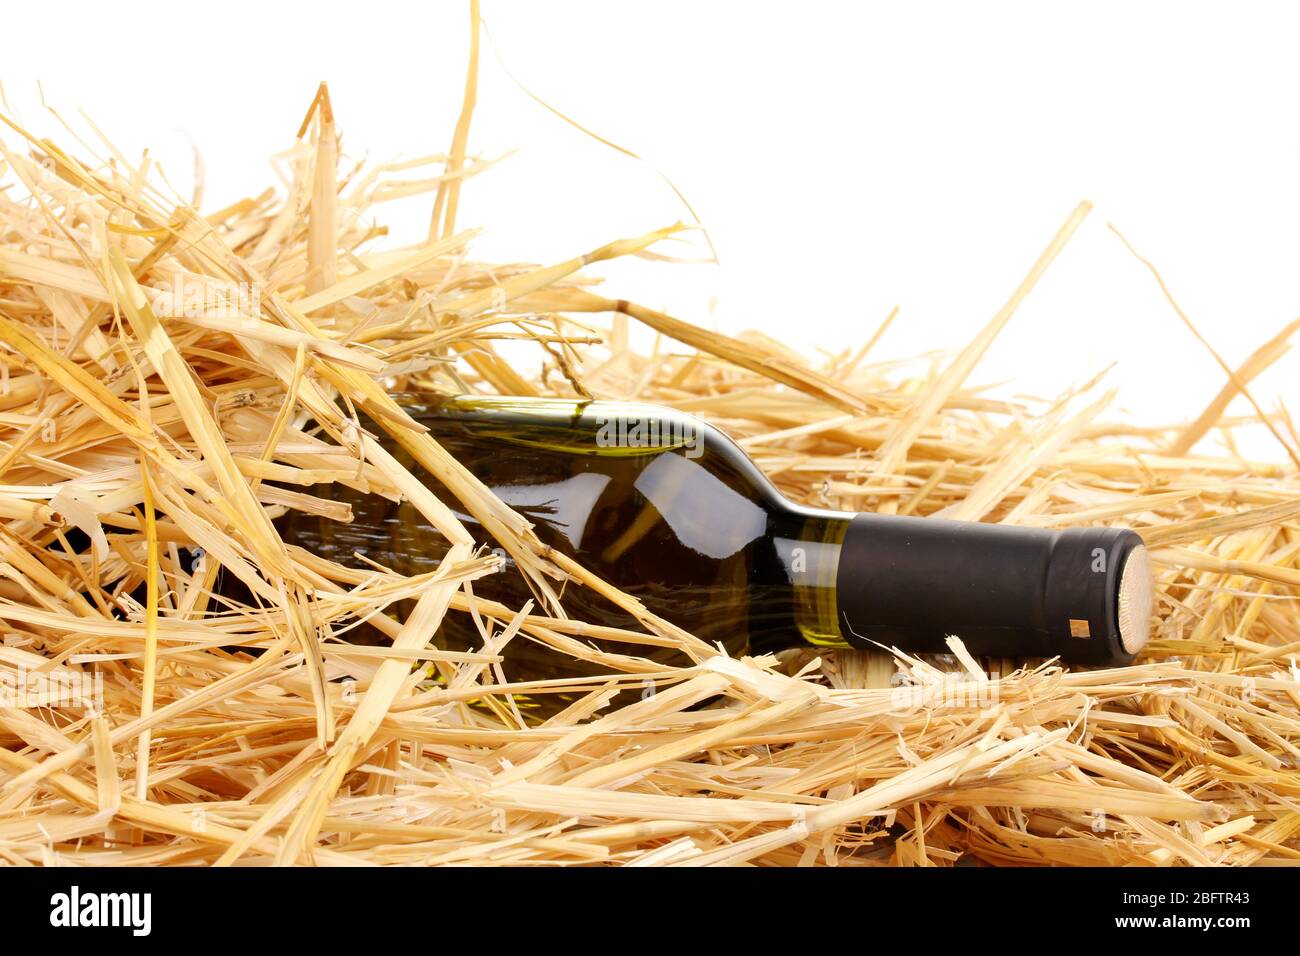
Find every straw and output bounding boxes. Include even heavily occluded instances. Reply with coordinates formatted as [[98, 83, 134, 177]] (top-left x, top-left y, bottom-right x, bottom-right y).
[[0, 13, 1298, 866]]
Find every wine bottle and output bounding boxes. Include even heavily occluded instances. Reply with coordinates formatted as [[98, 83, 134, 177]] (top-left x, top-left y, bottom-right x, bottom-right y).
[[271, 394, 1153, 698]]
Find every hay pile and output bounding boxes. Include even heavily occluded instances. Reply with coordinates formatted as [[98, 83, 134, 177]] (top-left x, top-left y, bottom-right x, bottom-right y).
[[1, 37, 1299, 867]]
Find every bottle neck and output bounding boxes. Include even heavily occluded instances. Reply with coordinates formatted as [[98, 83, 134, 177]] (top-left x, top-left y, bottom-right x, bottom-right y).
[[759, 504, 854, 652]]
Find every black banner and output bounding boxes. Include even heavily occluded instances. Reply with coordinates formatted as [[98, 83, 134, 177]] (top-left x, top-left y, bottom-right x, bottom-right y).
[[0, 866, 1273, 944]]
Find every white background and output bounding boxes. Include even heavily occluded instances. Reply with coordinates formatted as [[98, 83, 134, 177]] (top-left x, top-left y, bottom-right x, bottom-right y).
[[5, 1, 1299, 459]]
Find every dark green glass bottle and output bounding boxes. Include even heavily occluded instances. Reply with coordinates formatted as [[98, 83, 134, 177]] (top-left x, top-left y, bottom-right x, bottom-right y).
[[274, 394, 1152, 702]]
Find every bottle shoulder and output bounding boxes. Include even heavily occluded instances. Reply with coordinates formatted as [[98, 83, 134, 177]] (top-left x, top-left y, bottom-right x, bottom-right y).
[[392, 393, 748, 467], [392, 392, 706, 433]]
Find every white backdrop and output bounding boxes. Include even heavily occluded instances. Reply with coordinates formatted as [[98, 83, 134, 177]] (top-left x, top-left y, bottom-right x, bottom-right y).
[[5, 0, 1299, 459]]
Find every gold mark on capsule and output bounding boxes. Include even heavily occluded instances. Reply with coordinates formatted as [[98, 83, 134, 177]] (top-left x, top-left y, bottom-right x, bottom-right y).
[[1069, 619, 1092, 639]]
